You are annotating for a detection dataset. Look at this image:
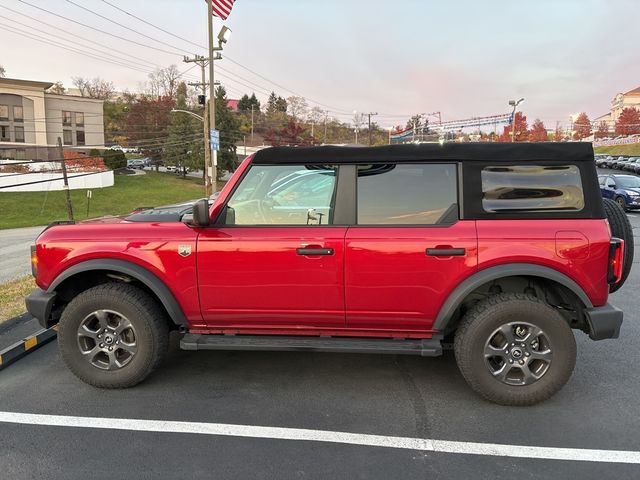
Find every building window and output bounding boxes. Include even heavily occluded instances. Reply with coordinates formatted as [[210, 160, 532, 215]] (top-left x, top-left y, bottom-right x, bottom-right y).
[[75, 112, 84, 127], [63, 129, 73, 146], [0, 125, 9, 141], [62, 111, 72, 126], [76, 130, 85, 146], [0, 105, 8, 121], [13, 106, 24, 122], [14, 126, 25, 143]]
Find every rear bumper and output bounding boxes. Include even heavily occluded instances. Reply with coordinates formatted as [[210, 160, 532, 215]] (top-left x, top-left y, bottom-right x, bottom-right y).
[[585, 303, 623, 340], [25, 288, 56, 329]]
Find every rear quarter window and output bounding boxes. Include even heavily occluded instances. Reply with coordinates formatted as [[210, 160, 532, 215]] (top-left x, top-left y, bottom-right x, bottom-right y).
[[481, 165, 584, 213]]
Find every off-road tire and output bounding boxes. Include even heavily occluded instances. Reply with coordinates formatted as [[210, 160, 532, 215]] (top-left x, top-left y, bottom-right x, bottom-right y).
[[58, 283, 169, 388], [454, 293, 576, 406], [603, 198, 634, 292]]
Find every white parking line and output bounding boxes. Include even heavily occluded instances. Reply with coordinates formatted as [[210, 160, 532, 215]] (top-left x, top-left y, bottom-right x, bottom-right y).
[[1, 411, 639, 464]]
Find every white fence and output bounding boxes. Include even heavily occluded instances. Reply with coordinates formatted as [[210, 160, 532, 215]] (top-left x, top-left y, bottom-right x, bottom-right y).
[[0, 170, 114, 192]]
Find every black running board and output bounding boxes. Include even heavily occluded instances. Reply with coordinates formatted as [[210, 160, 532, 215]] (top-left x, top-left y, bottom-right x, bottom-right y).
[[180, 334, 443, 357]]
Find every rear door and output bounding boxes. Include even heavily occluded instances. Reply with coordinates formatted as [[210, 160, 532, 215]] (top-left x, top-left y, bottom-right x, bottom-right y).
[[197, 163, 347, 328], [344, 163, 478, 331]]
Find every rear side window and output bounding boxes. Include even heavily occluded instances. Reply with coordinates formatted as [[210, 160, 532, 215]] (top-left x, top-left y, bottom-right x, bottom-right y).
[[357, 163, 458, 225], [481, 165, 584, 213]]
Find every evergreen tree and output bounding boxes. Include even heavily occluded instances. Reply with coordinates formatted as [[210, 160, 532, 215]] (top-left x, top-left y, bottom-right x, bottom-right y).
[[215, 85, 241, 175], [238, 94, 251, 112], [163, 82, 202, 177]]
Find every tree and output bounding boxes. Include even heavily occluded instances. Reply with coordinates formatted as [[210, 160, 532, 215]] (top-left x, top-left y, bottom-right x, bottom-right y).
[[307, 106, 325, 141], [126, 95, 175, 168], [163, 83, 202, 177], [238, 93, 260, 113], [595, 120, 610, 139], [615, 107, 640, 136], [572, 112, 591, 140], [287, 96, 308, 121], [47, 81, 65, 95], [406, 114, 424, 130], [528, 119, 548, 142], [146, 65, 182, 99], [72, 77, 115, 100], [265, 119, 314, 147], [554, 125, 565, 142], [0, 65, 5, 78], [215, 85, 241, 175], [498, 112, 528, 142], [102, 149, 127, 170]]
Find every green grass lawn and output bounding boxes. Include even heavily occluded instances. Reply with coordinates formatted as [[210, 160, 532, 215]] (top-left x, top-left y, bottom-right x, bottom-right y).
[[0, 171, 223, 229], [594, 144, 640, 156]]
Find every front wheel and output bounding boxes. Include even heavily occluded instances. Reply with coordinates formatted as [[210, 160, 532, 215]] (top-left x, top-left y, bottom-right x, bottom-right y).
[[58, 283, 169, 388], [454, 293, 576, 406]]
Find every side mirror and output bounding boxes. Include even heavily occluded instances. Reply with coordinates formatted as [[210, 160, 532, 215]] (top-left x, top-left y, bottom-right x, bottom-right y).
[[190, 198, 210, 227]]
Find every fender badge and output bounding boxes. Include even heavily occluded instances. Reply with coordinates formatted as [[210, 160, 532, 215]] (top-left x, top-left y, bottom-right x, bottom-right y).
[[178, 245, 192, 257]]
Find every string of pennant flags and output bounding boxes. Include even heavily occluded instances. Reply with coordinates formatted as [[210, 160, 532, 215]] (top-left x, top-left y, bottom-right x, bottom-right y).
[[390, 112, 514, 140]]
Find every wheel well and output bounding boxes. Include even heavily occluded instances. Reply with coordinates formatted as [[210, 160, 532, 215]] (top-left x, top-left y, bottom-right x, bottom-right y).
[[50, 270, 179, 330], [443, 275, 588, 338]]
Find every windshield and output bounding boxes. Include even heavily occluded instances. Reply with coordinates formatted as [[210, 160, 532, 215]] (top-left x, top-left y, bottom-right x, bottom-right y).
[[617, 176, 640, 188]]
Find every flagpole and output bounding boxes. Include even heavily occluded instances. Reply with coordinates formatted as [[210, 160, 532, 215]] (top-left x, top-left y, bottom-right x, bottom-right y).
[[207, 0, 216, 196]]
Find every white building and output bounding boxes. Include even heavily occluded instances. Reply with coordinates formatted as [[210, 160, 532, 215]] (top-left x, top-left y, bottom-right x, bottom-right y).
[[0, 77, 105, 159]]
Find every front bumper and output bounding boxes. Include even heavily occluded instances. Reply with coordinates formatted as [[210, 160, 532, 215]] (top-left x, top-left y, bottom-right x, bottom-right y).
[[25, 288, 57, 329], [584, 303, 623, 340]]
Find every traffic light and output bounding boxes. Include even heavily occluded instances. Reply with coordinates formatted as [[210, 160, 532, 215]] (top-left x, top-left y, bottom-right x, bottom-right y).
[[198, 95, 206, 105]]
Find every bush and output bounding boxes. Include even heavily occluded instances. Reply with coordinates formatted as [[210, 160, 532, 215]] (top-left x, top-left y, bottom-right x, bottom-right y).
[[89, 148, 101, 157], [102, 149, 127, 170]]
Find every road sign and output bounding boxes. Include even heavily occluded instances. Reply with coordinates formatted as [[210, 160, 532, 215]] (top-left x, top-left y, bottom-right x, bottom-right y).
[[210, 129, 220, 151]]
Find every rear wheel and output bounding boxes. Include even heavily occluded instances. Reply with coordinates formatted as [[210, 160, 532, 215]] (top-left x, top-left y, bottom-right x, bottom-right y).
[[603, 198, 634, 292], [58, 283, 169, 388], [454, 293, 576, 406], [615, 196, 627, 211]]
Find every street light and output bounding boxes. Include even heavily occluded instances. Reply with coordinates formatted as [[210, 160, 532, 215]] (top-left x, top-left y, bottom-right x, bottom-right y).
[[170, 109, 204, 122], [217, 26, 232, 45], [508, 98, 525, 143]]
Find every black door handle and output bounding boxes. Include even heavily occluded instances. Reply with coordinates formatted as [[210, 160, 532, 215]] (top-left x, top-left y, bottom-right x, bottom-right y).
[[296, 248, 334, 256], [426, 248, 466, 256]]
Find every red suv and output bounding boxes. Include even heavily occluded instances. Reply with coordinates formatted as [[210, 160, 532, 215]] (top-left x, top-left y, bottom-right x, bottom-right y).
[[26, 143, 631, 405]]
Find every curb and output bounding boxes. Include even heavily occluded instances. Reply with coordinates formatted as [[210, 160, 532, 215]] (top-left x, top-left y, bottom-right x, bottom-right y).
[[0, 325, 58, 371]]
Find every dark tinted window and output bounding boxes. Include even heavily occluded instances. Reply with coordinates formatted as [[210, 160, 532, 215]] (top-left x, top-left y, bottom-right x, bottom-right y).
[[357, 163, 457, 224], [482, 165, 584, 213]]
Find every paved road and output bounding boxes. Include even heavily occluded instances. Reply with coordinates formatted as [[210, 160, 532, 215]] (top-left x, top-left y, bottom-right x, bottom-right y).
[[0, 226, 44, 282], [1, 217, 640, 478]]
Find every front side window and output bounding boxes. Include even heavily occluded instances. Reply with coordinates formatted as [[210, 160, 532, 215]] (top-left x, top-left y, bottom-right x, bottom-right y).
[[75, 112, 84, 126], [482, 165, 584, 212], [0, 105, 8, 120], [357, 163, 458, 225], [13, 106, 23, 122], [226, 164, 337, 225], [62, 111, 72, 126], [63, 129, 73, 145], [14, 126, 24, 143]]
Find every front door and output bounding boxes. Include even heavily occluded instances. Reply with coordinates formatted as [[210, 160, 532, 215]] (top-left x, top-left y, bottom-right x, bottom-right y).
[[345, 163, 478, 331], [197, 163, 347, 328]]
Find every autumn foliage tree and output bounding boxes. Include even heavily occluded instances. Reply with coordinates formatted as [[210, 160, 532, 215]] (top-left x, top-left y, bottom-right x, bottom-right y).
[[595, 121, 610, 139], [498, 112, 528, 142], [572, 112, 591, 140], [528, 119, 548, 142], [265, 119, 315, 147], [125, 96, 175, 166], [615, 107, 640, 136]]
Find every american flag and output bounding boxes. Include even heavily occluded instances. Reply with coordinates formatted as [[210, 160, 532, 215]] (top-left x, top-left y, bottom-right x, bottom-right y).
[[206, 0, 236, 20]]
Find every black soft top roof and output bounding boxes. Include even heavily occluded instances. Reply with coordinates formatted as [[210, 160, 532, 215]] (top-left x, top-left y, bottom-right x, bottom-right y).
[[252, 142, 595, 165]]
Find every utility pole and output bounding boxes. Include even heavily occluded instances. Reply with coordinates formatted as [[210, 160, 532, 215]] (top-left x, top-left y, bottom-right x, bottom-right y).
[[250, 104, 255, 145], [323, 110, 328, 144], [57, 137, 74, 221], [183, 54, 211, 196], [366, 112, 378, 146]]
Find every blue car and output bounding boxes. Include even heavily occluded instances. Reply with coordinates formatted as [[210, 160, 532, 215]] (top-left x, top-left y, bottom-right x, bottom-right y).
[[599, 174, 640, 211]]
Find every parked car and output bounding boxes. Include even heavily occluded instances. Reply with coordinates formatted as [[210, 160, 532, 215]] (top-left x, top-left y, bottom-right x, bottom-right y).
[[126, 159, 146, 169], [27, 143, 631, 406], [599, 173, 640, 210], [613, 156, 628, 169]]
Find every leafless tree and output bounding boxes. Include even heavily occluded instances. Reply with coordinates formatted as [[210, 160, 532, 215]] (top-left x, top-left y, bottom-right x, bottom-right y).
[[0, 65, 5, 78], [72, 77, 115, 100], [287, 96, 309, 121], [146, 65, 182, 99], [47, 81, 66, 95]]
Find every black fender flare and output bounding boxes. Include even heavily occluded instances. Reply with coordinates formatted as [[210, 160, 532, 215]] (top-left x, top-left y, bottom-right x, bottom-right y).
[[433, 263, 593, 332], [48, 259, 188, 326]]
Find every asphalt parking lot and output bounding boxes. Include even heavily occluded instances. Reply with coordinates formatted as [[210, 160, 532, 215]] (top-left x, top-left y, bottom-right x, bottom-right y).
[[1, 193, 640, 479]]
